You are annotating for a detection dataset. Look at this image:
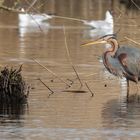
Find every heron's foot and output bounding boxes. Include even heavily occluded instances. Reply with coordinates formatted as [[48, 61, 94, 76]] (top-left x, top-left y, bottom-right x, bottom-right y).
[[135, 83, 140, 94], [134, 93, 140, 103], [127, 94, 140, 103]]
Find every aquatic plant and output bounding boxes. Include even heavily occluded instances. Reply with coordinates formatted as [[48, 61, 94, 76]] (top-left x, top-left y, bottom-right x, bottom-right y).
[[0, 65, 29, 104]]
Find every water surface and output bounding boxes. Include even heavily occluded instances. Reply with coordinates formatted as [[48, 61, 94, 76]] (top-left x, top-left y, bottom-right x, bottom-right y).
[[0, 0, 140, 139]]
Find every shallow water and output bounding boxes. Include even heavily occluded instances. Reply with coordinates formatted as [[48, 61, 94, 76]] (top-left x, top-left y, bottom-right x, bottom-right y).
[[0, 0, 140, 139]]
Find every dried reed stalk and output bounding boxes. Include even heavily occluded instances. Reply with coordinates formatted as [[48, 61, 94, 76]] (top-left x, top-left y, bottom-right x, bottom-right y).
[[131, 0, 140, 10], [85, 82, 94, 97], [33, 59, 71, 87], [26, 0, 38, 12], [38, 78, 54, 97], [63, 26, 83, 87], [124, 36, 140, 46], [54, 15, 85, 22]]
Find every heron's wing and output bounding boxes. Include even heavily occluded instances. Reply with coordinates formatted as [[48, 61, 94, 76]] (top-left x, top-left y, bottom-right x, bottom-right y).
[[117, 46, 140, 78], [104, 55, 125, 77]]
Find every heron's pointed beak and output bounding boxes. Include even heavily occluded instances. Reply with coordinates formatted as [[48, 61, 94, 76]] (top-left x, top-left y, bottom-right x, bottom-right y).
[[81, 40, 106, 47]]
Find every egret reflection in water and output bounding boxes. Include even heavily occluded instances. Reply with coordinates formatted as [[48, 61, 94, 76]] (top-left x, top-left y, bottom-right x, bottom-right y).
[[18, 13, 53, 37]]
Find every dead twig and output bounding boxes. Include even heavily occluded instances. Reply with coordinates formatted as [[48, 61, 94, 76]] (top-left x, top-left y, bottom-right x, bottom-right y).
[[38, 78, 54, 97], [67, 78, 74, 86], [54, 15, 85, 23], [115, 23, 137, 27], [25, 0, 47, 13], [33, 59, 71, 87], [124, 36, 140, 46], [115, 7, 123, 21], [84, 73, 98, 78], [26, 0, 39, 12], [85, 82, 94, 97], [63, 26, 83, 88], [71, 65, 83, 88], [131, 0, 140, 10], [28, 14, 43, 32], [0, 5, 22, 12]]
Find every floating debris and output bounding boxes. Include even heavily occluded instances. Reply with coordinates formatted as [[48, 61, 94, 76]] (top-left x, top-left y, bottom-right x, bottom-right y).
[[0, 65, 29, 104], [104, 84, 107, 87]]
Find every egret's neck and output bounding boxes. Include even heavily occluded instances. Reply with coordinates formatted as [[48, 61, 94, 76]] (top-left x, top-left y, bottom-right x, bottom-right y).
[[105, 12, 113, 24]]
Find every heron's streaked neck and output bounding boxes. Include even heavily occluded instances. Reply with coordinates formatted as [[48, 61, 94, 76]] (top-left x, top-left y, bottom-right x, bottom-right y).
[[107, 38, 119, 56], [103, 39, 119, 75]]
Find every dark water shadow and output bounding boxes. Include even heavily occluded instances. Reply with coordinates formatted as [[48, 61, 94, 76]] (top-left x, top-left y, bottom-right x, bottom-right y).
[[0, 101, 28, 124], [102, 94, 140, 129]]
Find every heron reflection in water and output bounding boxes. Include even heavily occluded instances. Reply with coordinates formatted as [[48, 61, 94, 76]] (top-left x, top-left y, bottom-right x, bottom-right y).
[[82, 34, 140, 99]]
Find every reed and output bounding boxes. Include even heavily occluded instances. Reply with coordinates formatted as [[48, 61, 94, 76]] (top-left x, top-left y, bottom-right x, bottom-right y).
[[63, 26, 83, 88]]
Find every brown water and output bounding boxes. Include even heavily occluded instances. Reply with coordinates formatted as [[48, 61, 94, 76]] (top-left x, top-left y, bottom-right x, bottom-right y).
[[0, 0, 140, 140]]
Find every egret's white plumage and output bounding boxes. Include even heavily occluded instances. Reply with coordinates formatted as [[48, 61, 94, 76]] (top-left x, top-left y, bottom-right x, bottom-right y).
[[83, 11, 113, 29]]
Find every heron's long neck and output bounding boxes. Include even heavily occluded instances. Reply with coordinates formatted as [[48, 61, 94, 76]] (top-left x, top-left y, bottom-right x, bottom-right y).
[[108, 39, 119, 56], [103, 39, 119, 71]]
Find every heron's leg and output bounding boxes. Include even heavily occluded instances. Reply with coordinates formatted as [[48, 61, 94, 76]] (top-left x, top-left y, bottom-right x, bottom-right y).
[[136, 83, 139, 93], [135, 82, 140, 102], [135, 77, 139, 94], [135, 77, 140, 102], [126, 79, 129, 100]]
